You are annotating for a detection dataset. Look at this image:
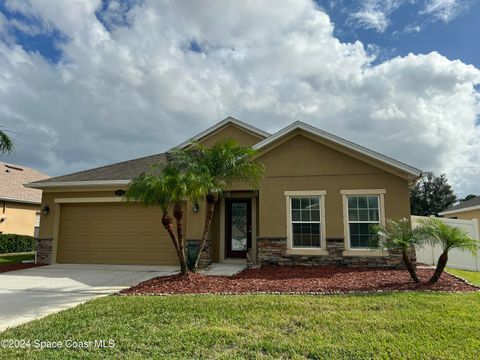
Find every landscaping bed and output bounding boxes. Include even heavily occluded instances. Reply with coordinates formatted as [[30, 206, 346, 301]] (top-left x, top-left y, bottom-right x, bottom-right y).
[[0, 263, 40, 273], [0, 253, 38, 273], [121, 266, 478, 295]]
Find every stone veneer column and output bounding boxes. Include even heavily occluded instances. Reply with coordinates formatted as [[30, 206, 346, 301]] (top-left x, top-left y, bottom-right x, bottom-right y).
[[35, 238, 53, 264]]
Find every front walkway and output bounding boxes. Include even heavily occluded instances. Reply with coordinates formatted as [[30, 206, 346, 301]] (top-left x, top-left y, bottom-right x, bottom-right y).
[[200, 263, 247, 276], [0, 264, 179, 332]]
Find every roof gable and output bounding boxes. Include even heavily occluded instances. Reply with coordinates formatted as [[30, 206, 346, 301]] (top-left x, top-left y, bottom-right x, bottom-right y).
[[253, 121, 422, 180], [176, 116, 270, 149]]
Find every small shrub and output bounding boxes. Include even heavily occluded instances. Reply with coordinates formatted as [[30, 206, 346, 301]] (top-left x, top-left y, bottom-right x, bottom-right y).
[[0, 234, 35, 254]]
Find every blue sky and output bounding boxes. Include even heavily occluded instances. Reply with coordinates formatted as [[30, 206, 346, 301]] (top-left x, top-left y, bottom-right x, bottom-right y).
[[0, 1, 479, 195], [316, 0, 480, 67]]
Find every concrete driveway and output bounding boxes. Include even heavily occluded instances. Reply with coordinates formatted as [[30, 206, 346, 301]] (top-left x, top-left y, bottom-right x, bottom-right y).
[[0, 264, 179, 332]]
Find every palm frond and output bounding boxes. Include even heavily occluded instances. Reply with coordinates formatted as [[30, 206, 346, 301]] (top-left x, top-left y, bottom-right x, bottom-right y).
[[171, 139, 264, 194], [0, 128, 15, 155], [419, 217, 479, 255], [371, 218, 425, 250]]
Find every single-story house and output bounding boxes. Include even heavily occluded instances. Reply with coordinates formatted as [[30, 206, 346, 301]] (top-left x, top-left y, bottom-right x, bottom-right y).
[[439, 196, 480, 224], [0, 162, 49, 237], [27, 117, 422, 267]]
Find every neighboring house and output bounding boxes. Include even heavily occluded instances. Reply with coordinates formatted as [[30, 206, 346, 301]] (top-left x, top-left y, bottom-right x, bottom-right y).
[[27, 117, 422, 267], [0, 162, 49, 237], [439, 196, 480, 224]]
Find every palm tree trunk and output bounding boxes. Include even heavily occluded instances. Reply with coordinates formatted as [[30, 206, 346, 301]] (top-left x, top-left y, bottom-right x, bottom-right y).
[[192, 192, 218, 272], [428, 251, 448, 284], [402, 248, 420, 283], [173, 203, 188, 275], [162, 213, 187, 275]]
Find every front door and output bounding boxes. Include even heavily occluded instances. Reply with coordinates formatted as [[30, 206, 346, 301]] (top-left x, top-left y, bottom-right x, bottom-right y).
[[225, 198, 252, 259]]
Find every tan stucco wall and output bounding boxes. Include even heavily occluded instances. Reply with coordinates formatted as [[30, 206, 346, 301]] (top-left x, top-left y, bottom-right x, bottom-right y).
[[256, 133, 411, 239], [0, 201, 39, 236], [198, 123, 264, 147], [446, 208, 480, 222]]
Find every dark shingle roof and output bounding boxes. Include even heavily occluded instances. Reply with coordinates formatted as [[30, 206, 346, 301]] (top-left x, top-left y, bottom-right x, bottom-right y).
[[441, 196, 480, 213], [31, 153, 167, 184]]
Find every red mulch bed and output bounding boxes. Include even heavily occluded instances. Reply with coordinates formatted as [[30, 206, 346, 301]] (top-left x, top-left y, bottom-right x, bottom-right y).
[[120, 266, 479, 295], [0, 263, 42, 273]]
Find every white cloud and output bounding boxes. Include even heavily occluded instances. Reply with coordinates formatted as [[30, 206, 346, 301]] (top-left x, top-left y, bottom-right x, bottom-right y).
[[422, 0, 472, 22], [0, 0, 479, 196], [348, 0, 411, 32]]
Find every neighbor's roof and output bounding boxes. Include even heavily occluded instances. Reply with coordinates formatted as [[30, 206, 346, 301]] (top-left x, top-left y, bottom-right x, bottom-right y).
[[0, 162, 49, 204], [26, 153, 167, 188], [439, 196, 480, 216]]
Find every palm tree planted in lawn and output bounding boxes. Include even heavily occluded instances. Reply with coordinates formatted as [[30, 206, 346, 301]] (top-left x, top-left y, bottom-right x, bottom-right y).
[[0, 127, 15, 155], [371, 218, 425, 283], [419, 217, 479, 284], [126, 163, 208, 275], [170, 139, 264, 271]]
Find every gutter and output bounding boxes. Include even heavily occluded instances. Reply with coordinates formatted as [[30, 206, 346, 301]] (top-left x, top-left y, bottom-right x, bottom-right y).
[[24, 179, 131, 189]]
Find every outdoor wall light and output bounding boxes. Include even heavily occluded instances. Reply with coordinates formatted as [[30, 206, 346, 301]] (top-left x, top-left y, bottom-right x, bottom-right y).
[[42, 206, 50, 215], [115, 189, 126, 197], [192, 203, 200, 213]]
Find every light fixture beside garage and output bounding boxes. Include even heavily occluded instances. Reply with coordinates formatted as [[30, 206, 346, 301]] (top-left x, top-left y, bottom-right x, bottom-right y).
[[192, 203, 199, 213], [115, 189, 126, 197], [42, 206, 50, 215]]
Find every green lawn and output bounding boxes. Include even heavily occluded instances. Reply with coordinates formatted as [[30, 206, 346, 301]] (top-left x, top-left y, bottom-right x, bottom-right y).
[[0, 293, 479, 359], [446, 268, 480, 286], [0, 252, 35, 265]]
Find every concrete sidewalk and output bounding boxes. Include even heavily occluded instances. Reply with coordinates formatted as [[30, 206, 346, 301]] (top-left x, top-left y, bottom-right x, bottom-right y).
[[0, 264, 179, 332]]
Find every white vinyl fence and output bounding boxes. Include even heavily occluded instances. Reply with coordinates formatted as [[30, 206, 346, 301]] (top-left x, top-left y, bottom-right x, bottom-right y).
[[412, 215, 480, 271]]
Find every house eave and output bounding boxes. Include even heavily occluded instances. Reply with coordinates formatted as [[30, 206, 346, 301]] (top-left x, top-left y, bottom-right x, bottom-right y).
[[24, 180, 131, 190], [0, 197, 41, 205], [439, 205, 480, 216]]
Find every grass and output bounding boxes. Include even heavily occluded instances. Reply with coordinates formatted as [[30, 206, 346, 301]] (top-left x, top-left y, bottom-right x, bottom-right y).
[[446, 267, 480, 285], [0, 252, 34, 265], [0, 293, 479, 359]]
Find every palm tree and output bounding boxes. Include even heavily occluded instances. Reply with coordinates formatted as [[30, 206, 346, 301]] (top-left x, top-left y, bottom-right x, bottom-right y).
[[371, 218, 425, 283], [171, 139, 264, 271], [0, 127, 15, 155], [126, 164, 207, 275], [419, 217, 479, 284]]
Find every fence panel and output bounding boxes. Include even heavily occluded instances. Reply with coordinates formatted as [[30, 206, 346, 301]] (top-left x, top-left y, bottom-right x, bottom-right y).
[[411, 215, 480, 271]]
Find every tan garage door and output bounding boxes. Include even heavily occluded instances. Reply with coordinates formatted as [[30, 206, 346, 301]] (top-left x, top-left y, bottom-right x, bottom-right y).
[[56, 202, 178, 265]]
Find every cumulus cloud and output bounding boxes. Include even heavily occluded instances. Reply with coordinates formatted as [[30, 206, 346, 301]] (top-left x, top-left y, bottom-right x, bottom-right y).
[[0, 0, 479, 196]]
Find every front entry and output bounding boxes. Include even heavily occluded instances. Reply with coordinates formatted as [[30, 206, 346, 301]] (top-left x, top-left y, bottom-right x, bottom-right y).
[[225, 198, 252, 259]]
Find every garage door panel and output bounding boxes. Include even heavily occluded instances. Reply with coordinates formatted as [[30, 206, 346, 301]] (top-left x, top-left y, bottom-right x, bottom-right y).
[[57, 203, 179, 265]]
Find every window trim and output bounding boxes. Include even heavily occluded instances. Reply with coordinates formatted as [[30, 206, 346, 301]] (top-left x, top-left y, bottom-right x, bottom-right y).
[[341, 189, 388, 256], [284, 190, 328, 256]]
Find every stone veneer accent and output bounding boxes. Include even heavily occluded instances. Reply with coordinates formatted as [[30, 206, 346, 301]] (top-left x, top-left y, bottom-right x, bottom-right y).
[[188, 238, 212, 269], [257, 237, 416, 268], [35, 237, 53, 264]]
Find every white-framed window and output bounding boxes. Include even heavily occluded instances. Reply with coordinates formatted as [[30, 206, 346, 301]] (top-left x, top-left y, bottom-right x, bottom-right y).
[[285, 191, 327, 254], [341, 190, 385, 251]]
